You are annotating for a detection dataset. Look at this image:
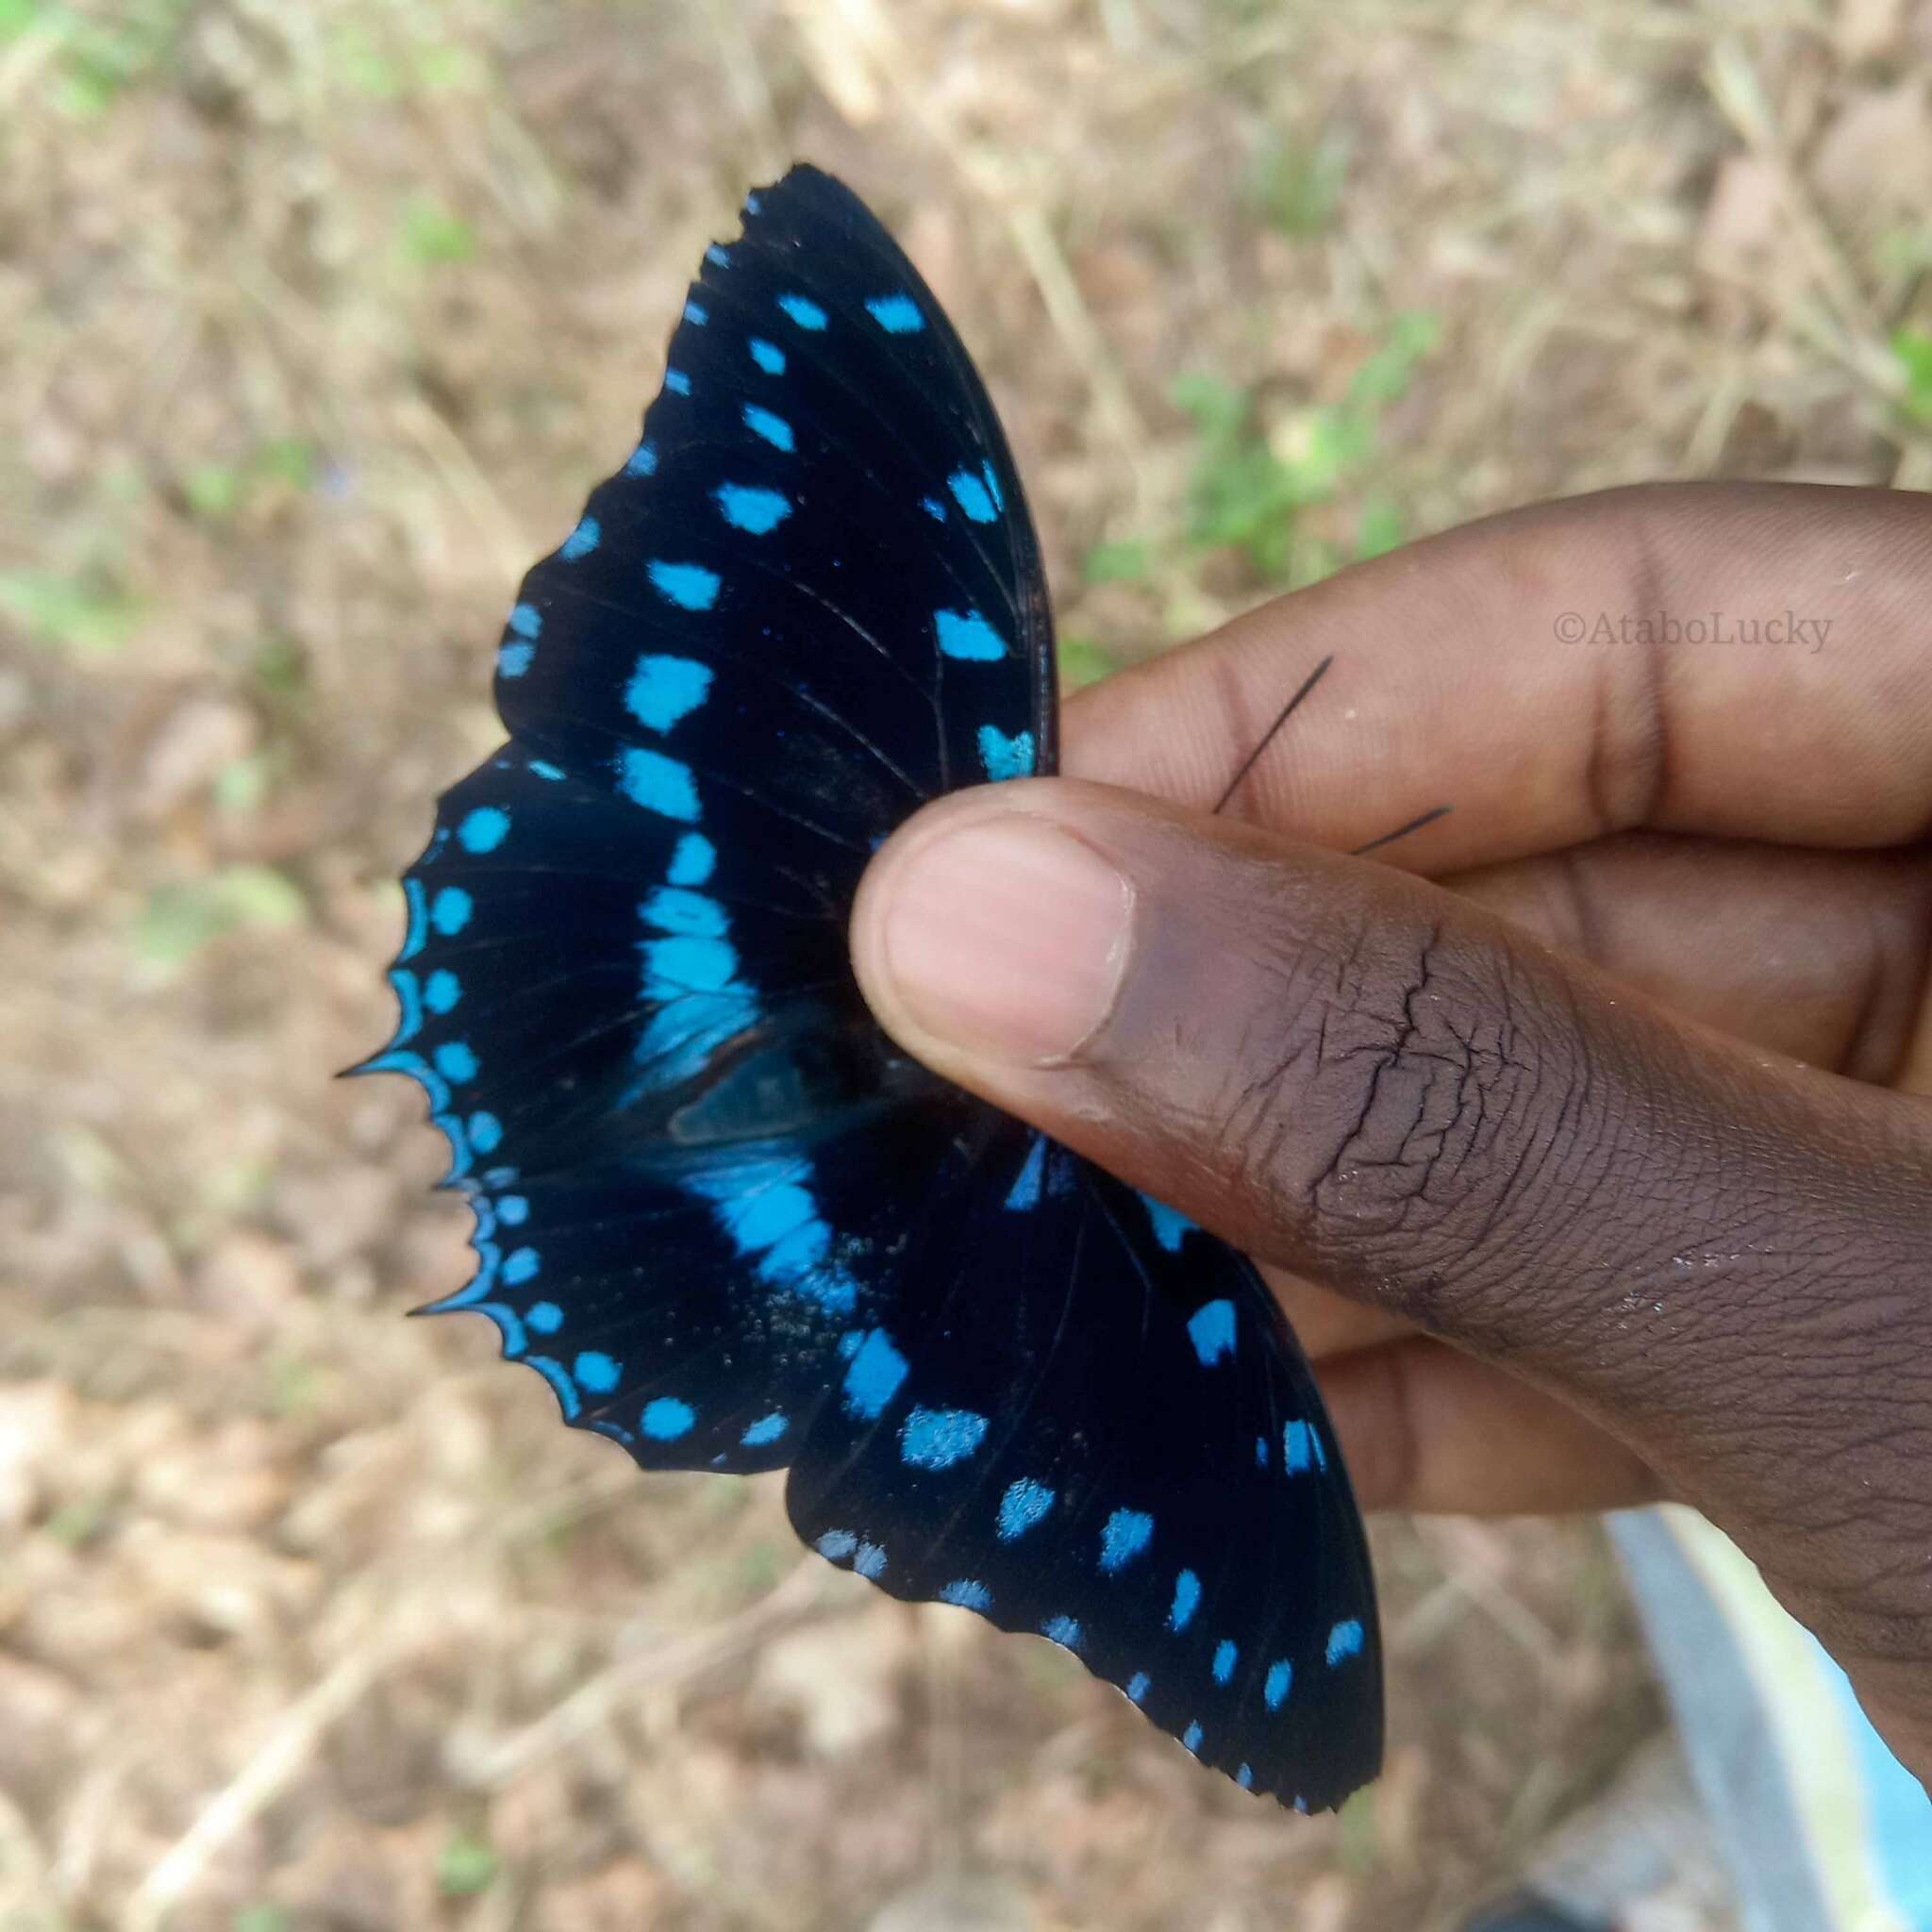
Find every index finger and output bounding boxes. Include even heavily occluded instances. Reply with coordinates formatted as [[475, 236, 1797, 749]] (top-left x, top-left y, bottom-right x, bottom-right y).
[[1064, 481, 1932, 870]]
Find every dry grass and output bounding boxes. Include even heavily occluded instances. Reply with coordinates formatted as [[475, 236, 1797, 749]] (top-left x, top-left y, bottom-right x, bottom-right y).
[[5, 1, 1930, 1926]]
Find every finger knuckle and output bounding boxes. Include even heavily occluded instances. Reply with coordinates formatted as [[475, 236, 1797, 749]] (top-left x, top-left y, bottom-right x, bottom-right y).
[[1230, 916, 1587, 1315]]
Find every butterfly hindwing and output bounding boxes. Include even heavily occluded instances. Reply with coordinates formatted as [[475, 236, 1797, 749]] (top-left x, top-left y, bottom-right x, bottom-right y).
[[787, 1131, 1381, 1809], [368, 162, 1383, 1808]]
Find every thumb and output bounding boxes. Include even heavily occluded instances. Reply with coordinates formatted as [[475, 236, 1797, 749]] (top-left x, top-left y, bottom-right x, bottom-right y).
[[849, 778, 1924, 1491]]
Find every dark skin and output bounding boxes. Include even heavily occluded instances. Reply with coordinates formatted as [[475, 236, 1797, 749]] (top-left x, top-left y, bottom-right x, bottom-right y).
[[848, 483, 1932, 1788]]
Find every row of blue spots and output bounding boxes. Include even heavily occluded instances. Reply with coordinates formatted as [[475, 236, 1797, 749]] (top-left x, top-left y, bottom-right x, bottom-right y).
[[899, 1407, 990, 1469], [618, 747, 700, 822], [748, 337, 785, 375], [496, 1192, 527, 1224], [1182, 1721, 1204, 1755], [714, 483, 791, 535], [543, 1347, 621, 1397], [741, 1412, 788, 1447], [976, 724, 1035, 782], [1211, 1639, 1239, 1685], [705, 243, 730, 268], [458, 807, 509, 855], [1264, 1658, 1293, 1710], [841, 1328, 908, 1420], [1099, 1507, 1154, 1573], [684, 298, 708, 326], [625, 441, 658, 478], [643, 1396, 695, 1440], [687, 1154, 858, 1316], [1168, 1569, 1201, 1632], [560, 515, 600, 561], [866, 293, 924, 333], [939, 1578, 992, 1611], [1141, 1192, 1195, 1252], [665, 369, 691, 395], [1125, 1672, 1150, 1704], [647, 559, 722, 612], [1283, 1419, 1324, 1474], [934, 608, 1008, 661], [497, 602, 541, 678], [742, 403, 794, 452], [1186, 1299, 1236, 1366], [1326, 1618, 1364, 1665], [625, 655, 712, 733], [778, 293, 827, 329], [1041, 1615, 1082, 1651], [502, 1246, 540, 1286], [817, 1529, 888, 1579], [997, 1477, 1054, 1541]]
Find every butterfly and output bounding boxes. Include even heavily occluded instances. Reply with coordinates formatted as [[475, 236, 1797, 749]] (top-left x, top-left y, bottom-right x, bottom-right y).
[[361, 163, 1382, 1810]]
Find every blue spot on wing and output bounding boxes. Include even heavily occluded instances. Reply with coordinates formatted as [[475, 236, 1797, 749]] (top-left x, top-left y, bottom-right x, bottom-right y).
[[617, 748, 700, 821], [842, 1329, 908, 1421], [947, 469, 997, 522], [1099, 1508, 1154, 1573], [647, 561, 721, 611], [976, 724, 1035, 781], [866, 294, 924, 332], [741, 404, 794, 452], [625, 656, 712, 732], [713, 483, 792, 534], [934, 608, 1008, 661], [900, 1407, 989, 1469], [1186, 1299, 1236, 1366]]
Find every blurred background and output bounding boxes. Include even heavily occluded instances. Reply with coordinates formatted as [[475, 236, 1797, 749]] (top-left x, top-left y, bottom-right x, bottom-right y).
[[4, 1, 1931, 1926]]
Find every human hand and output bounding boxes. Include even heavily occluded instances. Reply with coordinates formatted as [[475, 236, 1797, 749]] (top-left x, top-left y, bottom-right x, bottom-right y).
[[849, 482, 1932, 1783]]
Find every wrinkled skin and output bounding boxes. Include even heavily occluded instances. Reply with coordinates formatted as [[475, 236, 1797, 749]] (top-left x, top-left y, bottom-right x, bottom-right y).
[[851, 483, 1932, 1788]]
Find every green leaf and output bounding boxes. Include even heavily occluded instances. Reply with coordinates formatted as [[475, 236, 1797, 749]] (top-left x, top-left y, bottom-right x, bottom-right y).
[[1082, 540, 1152, 586], [184, 462, 243, 519], [437, 1833, 499, 1898], [1356, 495, 1406, 560], [254, 438, 319, 490], [0, 569, 142, 656], [1253, 128, 1350, 239], [1892, 327, 1932, 424], [135, 866, 308, 969], [400, 194, 477, 267], [1057, 635, 1117, 691]]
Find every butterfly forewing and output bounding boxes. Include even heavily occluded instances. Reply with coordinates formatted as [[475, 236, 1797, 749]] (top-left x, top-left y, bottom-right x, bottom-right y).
[[367, 162, 1381, 1808]]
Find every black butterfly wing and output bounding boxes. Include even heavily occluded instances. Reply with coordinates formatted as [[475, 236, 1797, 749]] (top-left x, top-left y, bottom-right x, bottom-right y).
[[788, 1129, 1381, 1809], [364, 163, 1383, 1807]]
